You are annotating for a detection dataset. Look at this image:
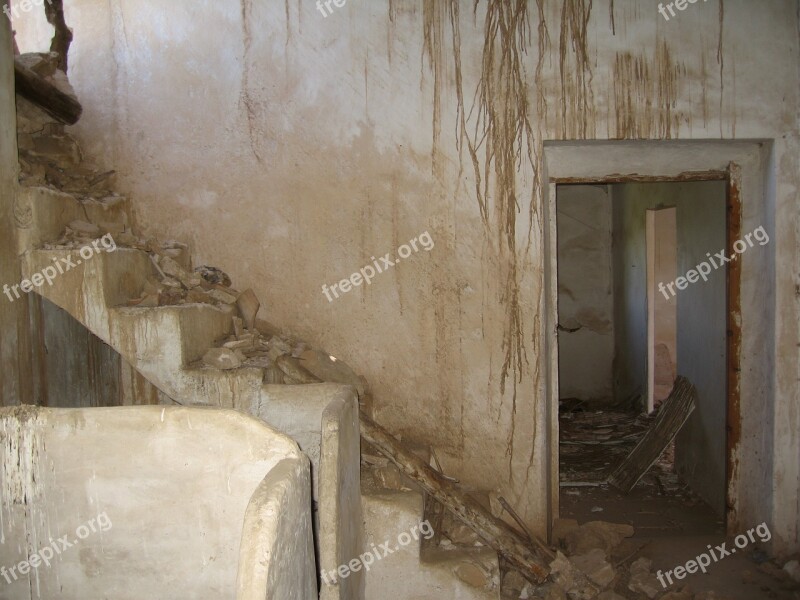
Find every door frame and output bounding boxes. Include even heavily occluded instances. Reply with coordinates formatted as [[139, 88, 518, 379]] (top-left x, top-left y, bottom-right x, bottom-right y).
[[542, 141, 754, 539]]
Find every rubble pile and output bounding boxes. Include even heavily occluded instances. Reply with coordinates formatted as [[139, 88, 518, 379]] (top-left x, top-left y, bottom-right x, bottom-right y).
[[16, 52, 117, 197]]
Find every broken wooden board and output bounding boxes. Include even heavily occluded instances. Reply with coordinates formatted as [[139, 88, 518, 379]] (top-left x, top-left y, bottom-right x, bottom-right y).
[[608, 376, 697, 493], [14, 59, 82, 124], [360, 412, 553, 584]]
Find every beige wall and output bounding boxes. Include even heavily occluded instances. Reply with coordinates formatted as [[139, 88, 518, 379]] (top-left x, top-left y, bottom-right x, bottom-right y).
[[556, 184, 615, 402], [611, 180, 728, 515], [12, 1, 800, 544]]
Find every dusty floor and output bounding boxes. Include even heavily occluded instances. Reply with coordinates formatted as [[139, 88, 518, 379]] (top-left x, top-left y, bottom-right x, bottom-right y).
[[559, 404, 800, 600]]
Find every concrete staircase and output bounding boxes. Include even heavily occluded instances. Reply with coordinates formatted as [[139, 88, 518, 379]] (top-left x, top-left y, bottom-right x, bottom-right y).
[[362, 488, 501, 599], [360, 449, 501, 599], [14, 183, 365, 599], [14, 183, 502, 599]]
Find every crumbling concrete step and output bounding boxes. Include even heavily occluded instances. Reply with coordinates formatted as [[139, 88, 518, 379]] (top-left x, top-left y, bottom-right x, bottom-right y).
[[15, 185, 130, 255], [362, 489, 500, 599], [22, 247, 247, 405]]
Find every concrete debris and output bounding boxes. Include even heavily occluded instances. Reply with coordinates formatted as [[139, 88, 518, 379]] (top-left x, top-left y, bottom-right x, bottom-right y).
[[548, 551, 600, 600], [569, 549, 615, 588], [501, 569, 530, 598], [185, 289, 216, 305], [296, 348, 367, 397], [275, 355, 322, 384], [236, 288, 261, 330], [784, 559, 800, 583], [564, 521, 634, 556], [223, 337, 257, 351], [626, 557, 661, 599], [195, 265, 231, 287], [267, 337, 292, 360], [552, 519, 580, 549], [158, 255, 203, 288], [202, 348, 242, 370], [206, 288, 238, 305]]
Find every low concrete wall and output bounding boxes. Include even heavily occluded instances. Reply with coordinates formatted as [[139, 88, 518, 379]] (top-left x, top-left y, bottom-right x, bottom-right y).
[[256, 383, 363, 600], [319, 389, 363, 600], [0, 405, 316, 600]]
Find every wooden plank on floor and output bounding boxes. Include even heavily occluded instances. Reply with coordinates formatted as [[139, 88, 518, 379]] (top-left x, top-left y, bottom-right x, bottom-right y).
[[608, 376, 697, 493]]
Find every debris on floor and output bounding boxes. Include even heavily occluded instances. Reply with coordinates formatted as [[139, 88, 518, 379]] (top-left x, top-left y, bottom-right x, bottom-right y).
[[609, 377, 697, 493]]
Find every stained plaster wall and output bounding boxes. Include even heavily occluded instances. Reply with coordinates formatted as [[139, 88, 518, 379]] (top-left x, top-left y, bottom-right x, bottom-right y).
[[12, 1, 800, 547], [556, 185, 615, 402], [611, 181, 728, 515], [0, 18, 30, 406]]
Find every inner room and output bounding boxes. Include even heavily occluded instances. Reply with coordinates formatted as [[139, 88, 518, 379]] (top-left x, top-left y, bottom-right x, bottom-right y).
[[556, 180, 734, 536]]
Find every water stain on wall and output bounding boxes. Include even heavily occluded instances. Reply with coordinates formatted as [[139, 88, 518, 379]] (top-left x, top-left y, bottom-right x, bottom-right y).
[[612, 42, 687, 139], [558, 0, 595, 139]]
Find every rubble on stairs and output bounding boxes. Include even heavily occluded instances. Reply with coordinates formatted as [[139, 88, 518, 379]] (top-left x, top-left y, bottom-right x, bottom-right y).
[[38, 205, 368, 393], [16, 53, 116, 197]]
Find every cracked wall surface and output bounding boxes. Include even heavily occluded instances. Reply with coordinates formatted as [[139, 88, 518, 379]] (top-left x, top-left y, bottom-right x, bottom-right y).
[[12, 0, 800, 547]]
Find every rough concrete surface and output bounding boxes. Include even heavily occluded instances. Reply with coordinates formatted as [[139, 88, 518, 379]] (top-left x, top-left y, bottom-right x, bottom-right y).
[[8, 0, 800, 559], [0, 405, 314, 600]]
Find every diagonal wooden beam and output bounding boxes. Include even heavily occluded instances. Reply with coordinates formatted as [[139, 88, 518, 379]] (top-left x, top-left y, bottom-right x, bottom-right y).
[[360, 412, 552, 584], [609, 376, 697, 493], [14, 59, 82, 125]]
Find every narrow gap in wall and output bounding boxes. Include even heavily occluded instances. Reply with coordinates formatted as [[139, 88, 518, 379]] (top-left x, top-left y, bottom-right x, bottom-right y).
[[555, 180, 729, 546]]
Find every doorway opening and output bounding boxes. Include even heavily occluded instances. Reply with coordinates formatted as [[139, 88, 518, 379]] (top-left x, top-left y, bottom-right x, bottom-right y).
[[555, 179, 733, 539]]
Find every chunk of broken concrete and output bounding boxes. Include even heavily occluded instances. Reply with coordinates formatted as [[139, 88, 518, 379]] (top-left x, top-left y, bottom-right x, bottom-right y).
[[569, 549, 615, 588], [236, 289, 260, 330], [202, 348, 242, 370], [627, 557, 661, 599], [275, 354, 322, 384], [207, 288, 238, 304], [185, 289, 215, 305], [783, 559, 800, 583], [158, 255, 203, 288], [223, 337, 256, 351], [297, 348, 366, 396], [548, 551, 600, 600], [195, 265, 232, 287], [565, 521, 635, 556]]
